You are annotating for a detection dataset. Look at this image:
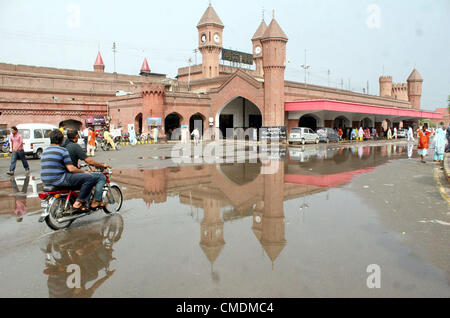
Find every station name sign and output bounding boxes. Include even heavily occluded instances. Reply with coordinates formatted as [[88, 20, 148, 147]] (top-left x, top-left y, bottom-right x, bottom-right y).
[[221, 49, 254, 65]]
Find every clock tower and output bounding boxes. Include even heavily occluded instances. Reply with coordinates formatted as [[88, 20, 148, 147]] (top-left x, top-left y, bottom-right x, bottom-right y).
[[252, 19, 267, 78], [197, 3, 224, 79]]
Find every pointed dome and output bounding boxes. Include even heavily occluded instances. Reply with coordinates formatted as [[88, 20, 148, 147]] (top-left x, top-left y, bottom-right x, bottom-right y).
[[141, 58, 150, 73], [200, 242, 225, 264], [252, 20, 267, 40], [261, 241, 286, 262], [407, 68, 423, 82], [262, 18, 288, 41], [197, 4, 224, 27], [94, 51, 104, 66]]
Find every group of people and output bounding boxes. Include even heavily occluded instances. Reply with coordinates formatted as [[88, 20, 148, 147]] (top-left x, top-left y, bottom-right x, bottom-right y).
[[128, 126, 159, 146], [417, 123, 449, 163], [348, 127, 379, 141]]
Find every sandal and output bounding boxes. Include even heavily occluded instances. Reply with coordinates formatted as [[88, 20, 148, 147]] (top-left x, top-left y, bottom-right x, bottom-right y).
[[90, 202, 105, 209]]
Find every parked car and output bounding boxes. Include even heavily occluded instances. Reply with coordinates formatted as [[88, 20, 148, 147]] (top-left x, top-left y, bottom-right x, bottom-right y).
[[316, 128, 340, 143], [288, 127, 320, 145], [16, 123, 58, 159], [397, 129, 407, 138]]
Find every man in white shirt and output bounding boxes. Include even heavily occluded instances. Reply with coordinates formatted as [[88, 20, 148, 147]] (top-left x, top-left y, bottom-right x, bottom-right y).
[[82, 126, 89, 151]]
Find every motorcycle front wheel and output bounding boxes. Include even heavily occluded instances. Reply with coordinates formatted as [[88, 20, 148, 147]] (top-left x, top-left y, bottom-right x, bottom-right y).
[[103, 185, 123, 214], [45, 197, 73, 230]]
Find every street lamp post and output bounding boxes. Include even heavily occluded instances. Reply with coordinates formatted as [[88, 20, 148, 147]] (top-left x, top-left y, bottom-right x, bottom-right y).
[[300, 49, 310, 88]]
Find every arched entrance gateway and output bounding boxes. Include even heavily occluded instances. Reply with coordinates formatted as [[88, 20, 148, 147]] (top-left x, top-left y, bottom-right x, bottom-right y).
[[165, 113, 182, 140], [59, 119, 82, 130], [135, 113, 143, 134], [299, 115, 318, 131], [361, 117, 373, 128], [216, 97, 262, 139], [189, 113, 205, 137]]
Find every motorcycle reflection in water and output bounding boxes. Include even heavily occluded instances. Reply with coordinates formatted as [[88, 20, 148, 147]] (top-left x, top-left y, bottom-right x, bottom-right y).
[[40, 213, 124, 298]]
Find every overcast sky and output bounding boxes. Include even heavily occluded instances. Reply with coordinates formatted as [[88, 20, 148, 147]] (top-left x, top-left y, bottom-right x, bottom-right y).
[[0, 0, 448, 110]]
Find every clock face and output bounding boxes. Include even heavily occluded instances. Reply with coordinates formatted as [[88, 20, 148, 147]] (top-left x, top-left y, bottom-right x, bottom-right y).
[[255, 46, 261, 55], [214, 33, 220, 43], [201, 34, 206, 43]]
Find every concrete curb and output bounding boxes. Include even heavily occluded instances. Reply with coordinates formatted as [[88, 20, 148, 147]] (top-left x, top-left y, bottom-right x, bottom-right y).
[[120, 140, 157, 146], [1, 152, 11, 159], [443, 153, 450, 183]]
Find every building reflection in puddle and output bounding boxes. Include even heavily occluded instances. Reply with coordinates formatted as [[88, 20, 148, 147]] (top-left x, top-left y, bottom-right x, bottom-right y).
[[40, 214, 123, 298], [112, 144, 411, 272]]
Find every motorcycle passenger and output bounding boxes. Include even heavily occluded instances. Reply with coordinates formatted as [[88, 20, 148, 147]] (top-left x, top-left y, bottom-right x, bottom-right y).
[[40, 129, 96, 211], [63, 129, 110, 209], [103, 128, 116, 150]]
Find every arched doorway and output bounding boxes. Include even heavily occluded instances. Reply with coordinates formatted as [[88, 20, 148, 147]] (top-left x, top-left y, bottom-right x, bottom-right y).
[[165, 113, 182, 140], [361, 117, 373, 128], [135, 113, 143, 134], [299, 115, 317, 131], [334, 116, 350, 130], [189, 113, 205, 136], [59, 119, 82, 130], [216, 97, 262, 139]]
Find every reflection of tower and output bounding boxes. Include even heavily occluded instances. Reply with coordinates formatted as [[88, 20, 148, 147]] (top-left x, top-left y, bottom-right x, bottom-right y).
[[260, 161, 286, 268], [251, 201, 265, 242], [197, 3, 224, 79], [143, 169, 167, 205], [252, 18, 267, 78], [261, 15, 288, 127], [200, 198, 225, 267]]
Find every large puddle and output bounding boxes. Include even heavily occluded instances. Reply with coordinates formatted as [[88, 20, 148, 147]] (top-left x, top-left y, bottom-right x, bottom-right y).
[[0, 143, 449, 297]]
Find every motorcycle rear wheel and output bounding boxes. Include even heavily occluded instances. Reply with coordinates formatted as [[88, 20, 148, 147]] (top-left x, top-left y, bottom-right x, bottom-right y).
[[103, 185, 123, 214], [45, 197, 73, 230]]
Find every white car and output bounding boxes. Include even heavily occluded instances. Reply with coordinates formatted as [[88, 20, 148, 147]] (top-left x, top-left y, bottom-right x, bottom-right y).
[[16, 123, 58, 159], [288, 127, 320, 145]]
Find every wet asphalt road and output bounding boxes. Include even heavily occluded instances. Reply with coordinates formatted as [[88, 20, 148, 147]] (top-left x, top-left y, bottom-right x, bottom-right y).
[[0, 140, 449, 297]]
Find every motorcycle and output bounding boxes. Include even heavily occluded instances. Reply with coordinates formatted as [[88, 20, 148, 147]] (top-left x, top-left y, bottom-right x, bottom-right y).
[[38, 167, 123, 230], [1, 137, 10, 153], [101, 136, 122, 151]]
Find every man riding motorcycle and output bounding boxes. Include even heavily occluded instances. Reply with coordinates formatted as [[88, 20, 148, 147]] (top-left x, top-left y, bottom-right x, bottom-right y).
[[40, 130, 96, 211], [63, 129, 110, 209]]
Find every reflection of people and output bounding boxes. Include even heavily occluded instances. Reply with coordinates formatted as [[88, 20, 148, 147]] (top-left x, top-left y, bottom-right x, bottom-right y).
[[9, 175, 30, 222], [42, 214, 123, 298], [407, 142, 413, 159]]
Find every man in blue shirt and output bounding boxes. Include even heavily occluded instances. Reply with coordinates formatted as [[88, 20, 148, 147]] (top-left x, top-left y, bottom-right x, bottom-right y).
[[41, 129, 96, 211]]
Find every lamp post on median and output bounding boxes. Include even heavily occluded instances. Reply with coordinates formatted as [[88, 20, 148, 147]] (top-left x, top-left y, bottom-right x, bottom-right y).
[[300, 49, 310, 88]]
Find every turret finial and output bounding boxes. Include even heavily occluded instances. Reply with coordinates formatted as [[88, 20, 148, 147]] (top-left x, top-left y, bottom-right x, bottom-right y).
[[272, 9, 275, 19], [262, 7, 265, 21], [209, 0, 212, 7]]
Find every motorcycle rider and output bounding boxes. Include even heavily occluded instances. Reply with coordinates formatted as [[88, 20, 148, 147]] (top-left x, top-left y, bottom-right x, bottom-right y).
[[63, 129, 110, 209], [103, 128, 116, 150], [40, 129, 95, 211]]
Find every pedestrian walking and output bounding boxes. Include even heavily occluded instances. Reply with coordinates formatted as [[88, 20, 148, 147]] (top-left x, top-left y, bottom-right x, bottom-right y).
[[358, 127, 364, 141], [407, 126, 415, 142], [6, 126, 30, 176], [432, 125, 447, 163], [129, 127, 137, 145], [393, 127, 398, 139], [387, 127, 392, 140], [152, 126, 159, 143], [191, 128, 200, 145], [82, 126, 89, 151], [417, 125, 431, 163], [87, 127, 96, 156]]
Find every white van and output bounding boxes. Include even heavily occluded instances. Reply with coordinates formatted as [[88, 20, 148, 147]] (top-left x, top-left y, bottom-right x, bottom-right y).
[[15, 123, 58, 159]]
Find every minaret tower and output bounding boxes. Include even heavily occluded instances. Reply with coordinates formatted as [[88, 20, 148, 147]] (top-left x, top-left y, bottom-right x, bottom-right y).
[[407, 68, 423, 110], [261, 11, 288, 127], [93, 51, 105, 72], [197, 2, 224, 79], [252, 11, 267, 78]]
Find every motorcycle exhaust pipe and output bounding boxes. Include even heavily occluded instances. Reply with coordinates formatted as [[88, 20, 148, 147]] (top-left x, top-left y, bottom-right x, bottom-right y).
[[57, 213, 88, 223]]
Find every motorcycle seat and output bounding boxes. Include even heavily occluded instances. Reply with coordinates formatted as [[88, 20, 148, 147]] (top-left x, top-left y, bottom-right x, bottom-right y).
[[43, 185, 80, 192]]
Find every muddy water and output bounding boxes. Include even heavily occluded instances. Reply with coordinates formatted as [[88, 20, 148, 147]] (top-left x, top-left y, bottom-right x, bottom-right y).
[[0, 144, 449, 297]]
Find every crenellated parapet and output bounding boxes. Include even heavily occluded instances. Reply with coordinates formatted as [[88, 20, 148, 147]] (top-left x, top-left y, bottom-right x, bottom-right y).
[[141, 83, 165, 96]]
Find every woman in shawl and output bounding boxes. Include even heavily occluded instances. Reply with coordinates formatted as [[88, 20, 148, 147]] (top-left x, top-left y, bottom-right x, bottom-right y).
[[432, 125, 447, 162], [358, 127, 364, 141]]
